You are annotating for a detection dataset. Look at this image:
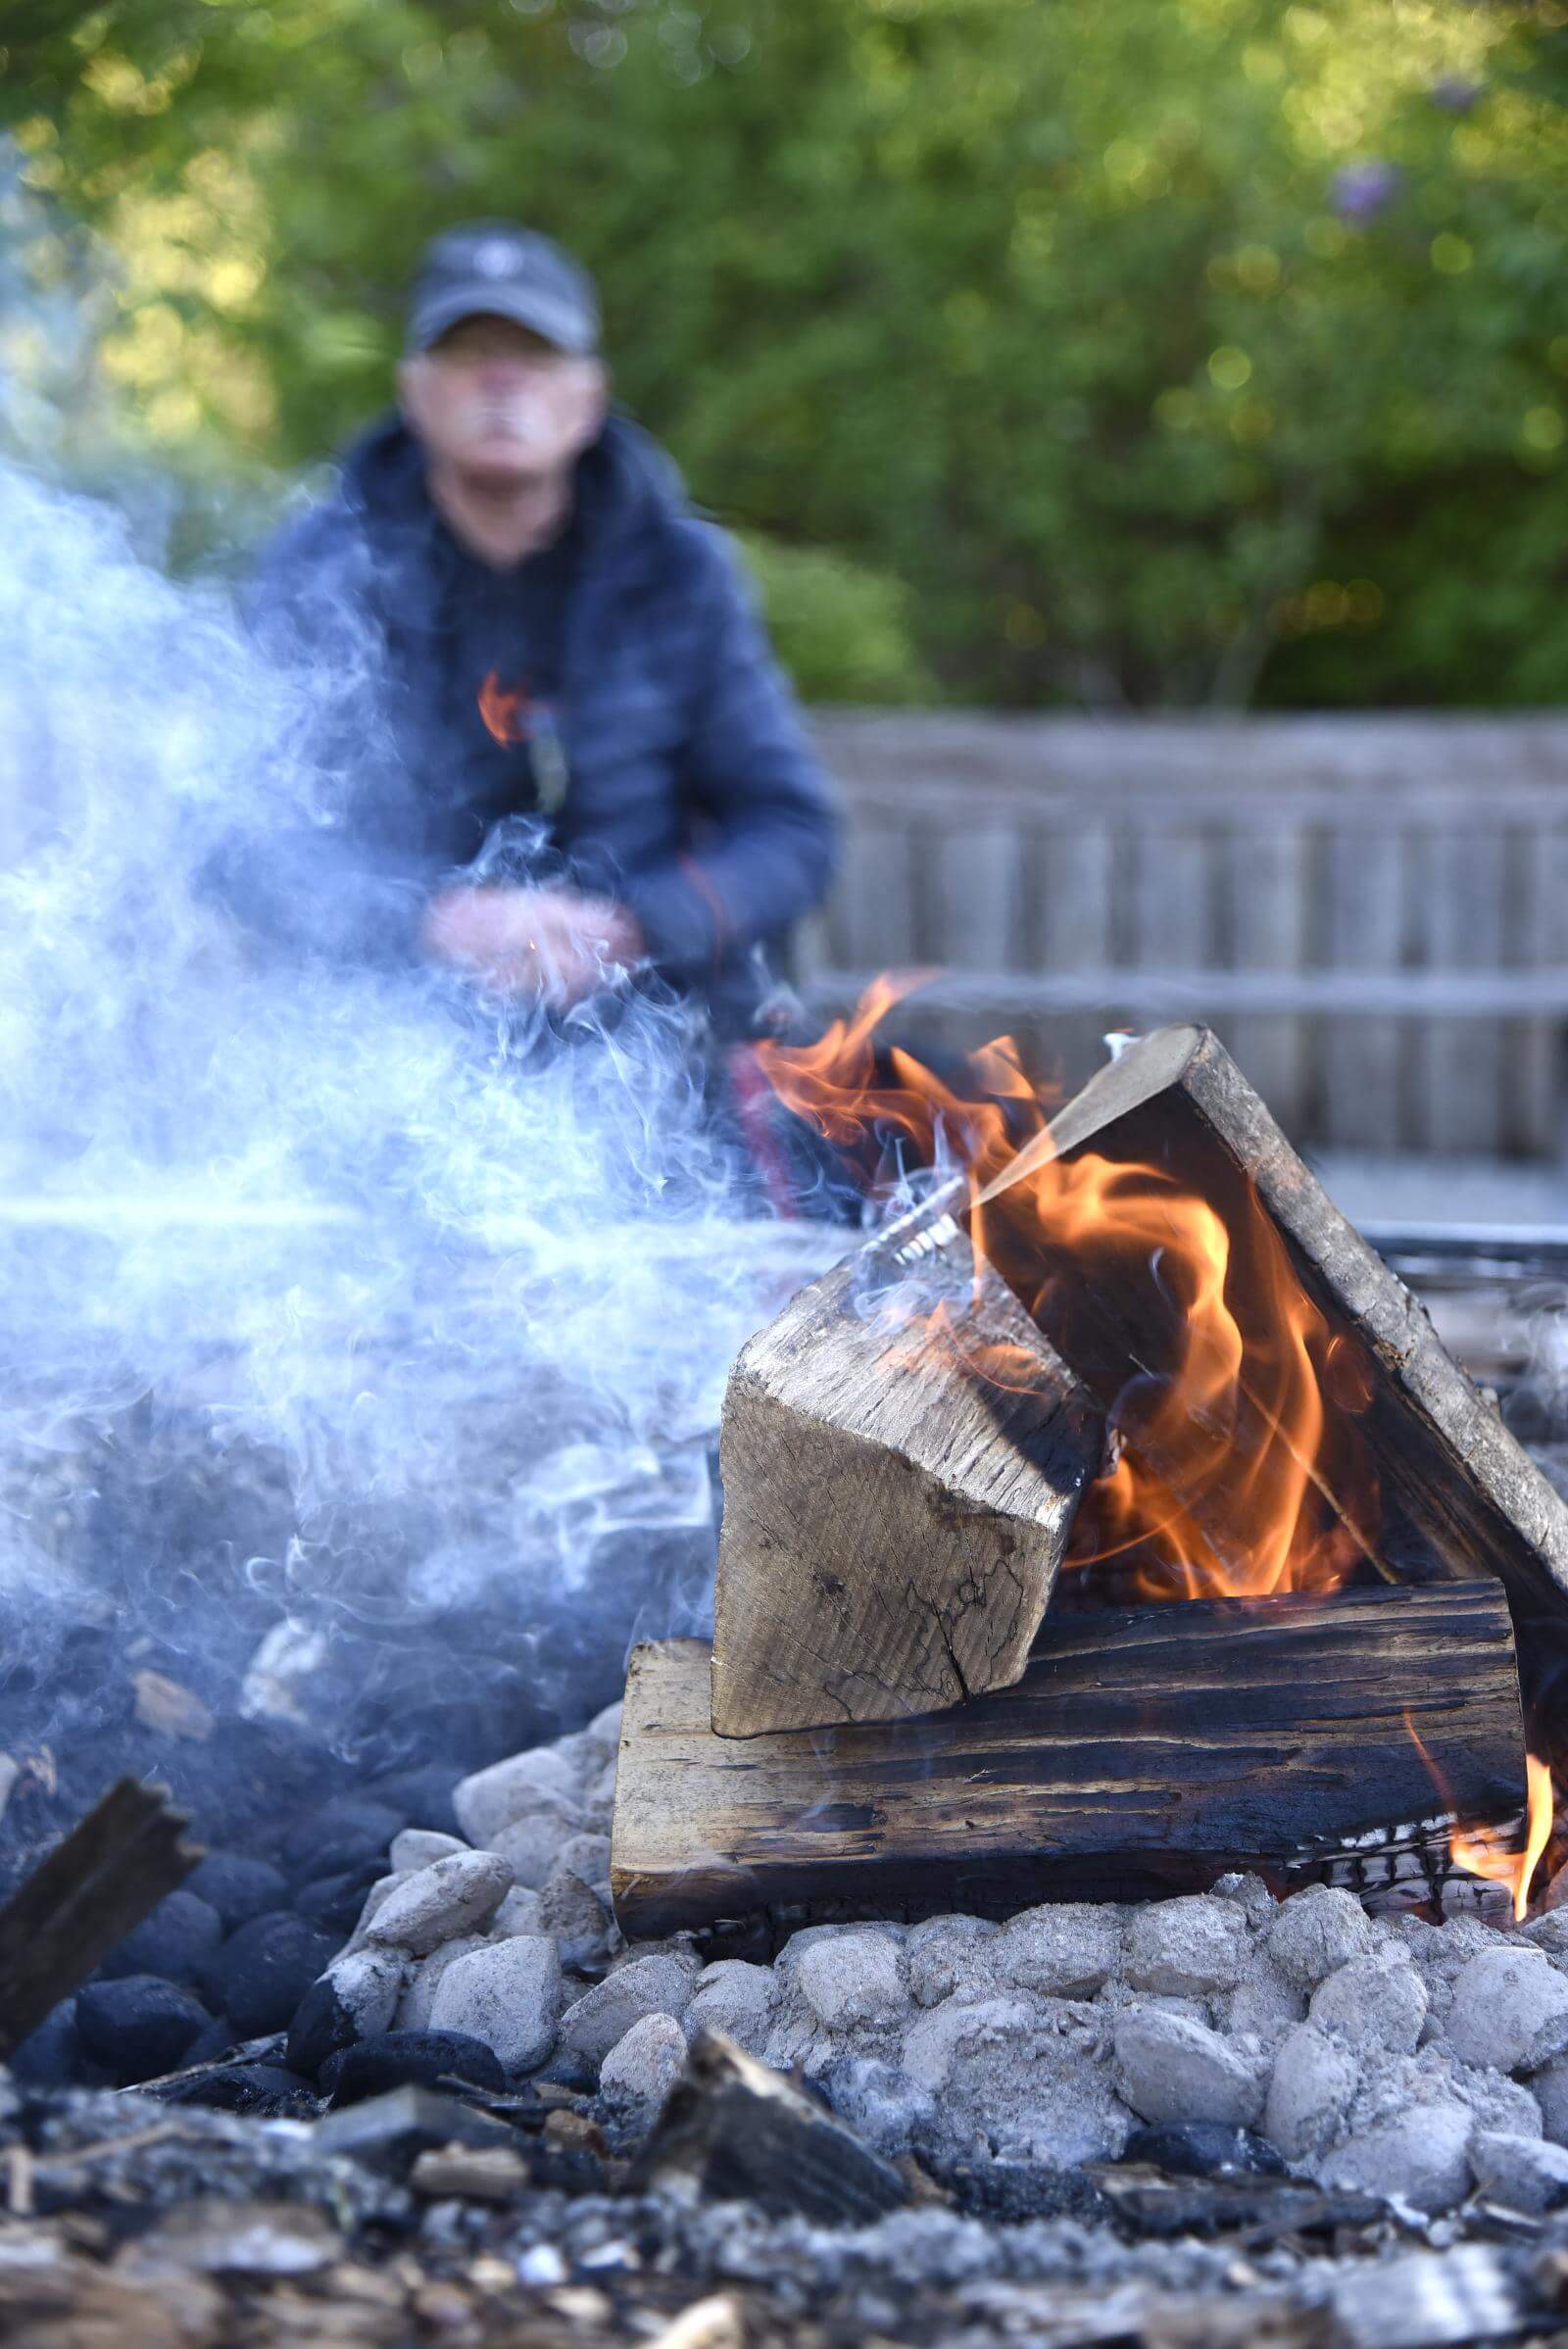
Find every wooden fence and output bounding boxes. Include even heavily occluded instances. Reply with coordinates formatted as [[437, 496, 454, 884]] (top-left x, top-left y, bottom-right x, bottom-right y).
[[798, 712, 1568, 1159]]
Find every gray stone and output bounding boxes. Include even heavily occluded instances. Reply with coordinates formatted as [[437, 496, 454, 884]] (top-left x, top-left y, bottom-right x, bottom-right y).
[[1524, 1912, 1568, 1964], [319, 1945, 407, 2038], [906, 1917, 998, 2009], [1112, 2003, 1268, 2128], [485, 1798, 585, 1891], [364, 1851, 514, 1958], [491, 1887, 547, 1937], [1308, 1952, 1427, 2053], [396, 1933, 495, 2031], [996, 1904, 1123, 1998], [537, 1869, 609, 1970], [1442, 2060, 1544, 2142], [1263, 2025, 1359, 2162], [1446, 1945, 1568, 2075], [685, 1960, 777, 2055], [389, 1829, 467, 1874], [599, 2012, 686, 2110], [796, 1933, 907, 2031], [343, 1874, 407, 1956], [1124, 1896, 1250, 1997], [1211, 1872, 1278, 1927], [452, 1747, 584, 1846], [901, 1995, 1035, 2094], [556, 1833, 612, 1894], [903, 1995, 1133, 2166], [1529, 2050, 1568, 2143], [1222, 1956, 1306, 2047], [1471, 2129, 1568, 2213], [559, 1954, 696, 2067], [1265, 1885, 1375, 1990], [1320, 2102, 1474, 2215], [427, 1934, 564, 2073]]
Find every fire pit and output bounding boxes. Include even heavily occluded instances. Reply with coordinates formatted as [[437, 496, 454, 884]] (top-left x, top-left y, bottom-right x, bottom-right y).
[[9, 1025, 1568, 2349]]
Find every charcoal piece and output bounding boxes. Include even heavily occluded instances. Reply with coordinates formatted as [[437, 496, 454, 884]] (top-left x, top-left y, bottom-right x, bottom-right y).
[[9, 1997, 84, 2087], [312, 2083, 516, 2170], [293, 1863, 384, 1935], [1123, 2122, 1288, 2179], [180, 2015, 237, 2068], [99, 1888, 222, 1986], [160, 2061, 315, 2117], [939, 2159, 1112, 2226], [362, 1765, 462, 1838], [197, 1913, 337, 2038], [281, 1800, 402, 1882], [321, 2029, 508, 2106], [287, 1974, 359, 2080], [188, 1852, 289, 1928], [635, 2028, 907, 2227], [74, 1975, 213, 2084]]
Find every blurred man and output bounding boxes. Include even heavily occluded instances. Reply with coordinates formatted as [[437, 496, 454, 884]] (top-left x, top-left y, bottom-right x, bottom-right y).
[[250, 222, 837, 1040]]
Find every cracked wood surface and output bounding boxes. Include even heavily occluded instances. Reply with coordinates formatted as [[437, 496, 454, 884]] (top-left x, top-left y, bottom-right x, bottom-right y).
[[960, 1025, 1568, 1657], [710, 1226, 1103, 1737], [612, 1582, 1526, 1938]]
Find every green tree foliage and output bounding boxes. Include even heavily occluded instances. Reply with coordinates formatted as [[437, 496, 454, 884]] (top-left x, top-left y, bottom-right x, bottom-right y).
[[4, 0, 1566, 707]]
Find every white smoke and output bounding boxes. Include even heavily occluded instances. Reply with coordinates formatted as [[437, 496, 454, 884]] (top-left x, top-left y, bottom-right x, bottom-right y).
[[0, 457, 842, 1760]]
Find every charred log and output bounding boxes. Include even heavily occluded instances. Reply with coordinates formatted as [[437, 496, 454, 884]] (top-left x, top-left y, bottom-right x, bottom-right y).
[[612, 1583, 1524, 1941]]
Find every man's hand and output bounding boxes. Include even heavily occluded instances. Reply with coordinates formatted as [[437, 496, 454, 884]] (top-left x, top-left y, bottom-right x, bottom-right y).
[[422, 884, 643, 1008]]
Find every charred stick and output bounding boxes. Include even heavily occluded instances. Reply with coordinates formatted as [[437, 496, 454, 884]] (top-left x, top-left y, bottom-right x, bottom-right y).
[[0, 1778, 202, 2058]]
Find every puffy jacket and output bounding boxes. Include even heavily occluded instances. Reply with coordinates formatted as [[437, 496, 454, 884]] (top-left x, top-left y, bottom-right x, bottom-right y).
[[246, 411, 839, 1036]]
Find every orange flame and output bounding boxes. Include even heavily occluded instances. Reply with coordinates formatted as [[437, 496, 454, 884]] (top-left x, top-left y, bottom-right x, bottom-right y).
[[478, 670, 527, 746], [1405, 1712, 1555, 1921], [759, 985, 1381, 1602]]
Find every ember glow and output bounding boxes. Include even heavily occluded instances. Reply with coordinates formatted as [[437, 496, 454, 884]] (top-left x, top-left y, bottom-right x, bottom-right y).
[[759, 982, 1381, 1601], [478, 669, 527, 745]]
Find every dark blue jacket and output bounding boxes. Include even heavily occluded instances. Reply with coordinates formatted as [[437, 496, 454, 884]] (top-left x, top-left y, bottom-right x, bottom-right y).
[[247, 413, 839, 1036]]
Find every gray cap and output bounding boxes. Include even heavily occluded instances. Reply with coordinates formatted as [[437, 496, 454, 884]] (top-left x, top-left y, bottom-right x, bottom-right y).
[[406, 221, 601, 356]]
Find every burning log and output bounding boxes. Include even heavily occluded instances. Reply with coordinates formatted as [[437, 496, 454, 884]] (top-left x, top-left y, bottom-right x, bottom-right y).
[[961, 1023, 1568, 1625], [612, 1582, 1525, 1940], [711, 1222, 1103, 1737], [0, 1779, 201, 2059]]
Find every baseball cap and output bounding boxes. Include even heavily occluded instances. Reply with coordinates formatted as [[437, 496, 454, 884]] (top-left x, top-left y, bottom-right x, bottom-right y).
[[406, 221, 602, 357]]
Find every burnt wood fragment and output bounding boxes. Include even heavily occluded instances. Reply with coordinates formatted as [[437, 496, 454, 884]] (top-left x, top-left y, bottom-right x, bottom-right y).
[[633, 2027, 908, 2225], [612, 1583, 1525, 1941], [711, 1222, 1103, 1736], [0, 1778, 202, 2059], [957, 1024, 1568, 1631]]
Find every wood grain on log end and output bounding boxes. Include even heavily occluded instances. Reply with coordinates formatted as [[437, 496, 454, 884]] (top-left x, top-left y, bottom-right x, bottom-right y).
[[710, 1225, 1103, 1737]]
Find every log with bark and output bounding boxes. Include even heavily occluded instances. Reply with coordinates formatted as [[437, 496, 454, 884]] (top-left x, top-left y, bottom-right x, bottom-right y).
[[711, 1219, 1103, 1737], [612, 1581, 1524, 1941]]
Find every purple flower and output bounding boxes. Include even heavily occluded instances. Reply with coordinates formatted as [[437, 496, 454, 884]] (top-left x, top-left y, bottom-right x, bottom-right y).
[[1330, 161, 1403, 226], [1429, 75, 1482, 115]]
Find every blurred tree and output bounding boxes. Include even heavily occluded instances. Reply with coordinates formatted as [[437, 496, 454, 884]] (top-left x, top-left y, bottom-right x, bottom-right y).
[[3, 0, 1565, 709]]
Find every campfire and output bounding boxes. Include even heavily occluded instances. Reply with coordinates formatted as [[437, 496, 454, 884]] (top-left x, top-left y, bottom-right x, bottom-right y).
[[13, 1016, 1568, 2348], [613, 1018, 1567, 1943]]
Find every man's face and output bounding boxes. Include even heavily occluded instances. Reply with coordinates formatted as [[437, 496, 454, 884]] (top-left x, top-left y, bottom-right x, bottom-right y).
[[399, 314, 607, 482]]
